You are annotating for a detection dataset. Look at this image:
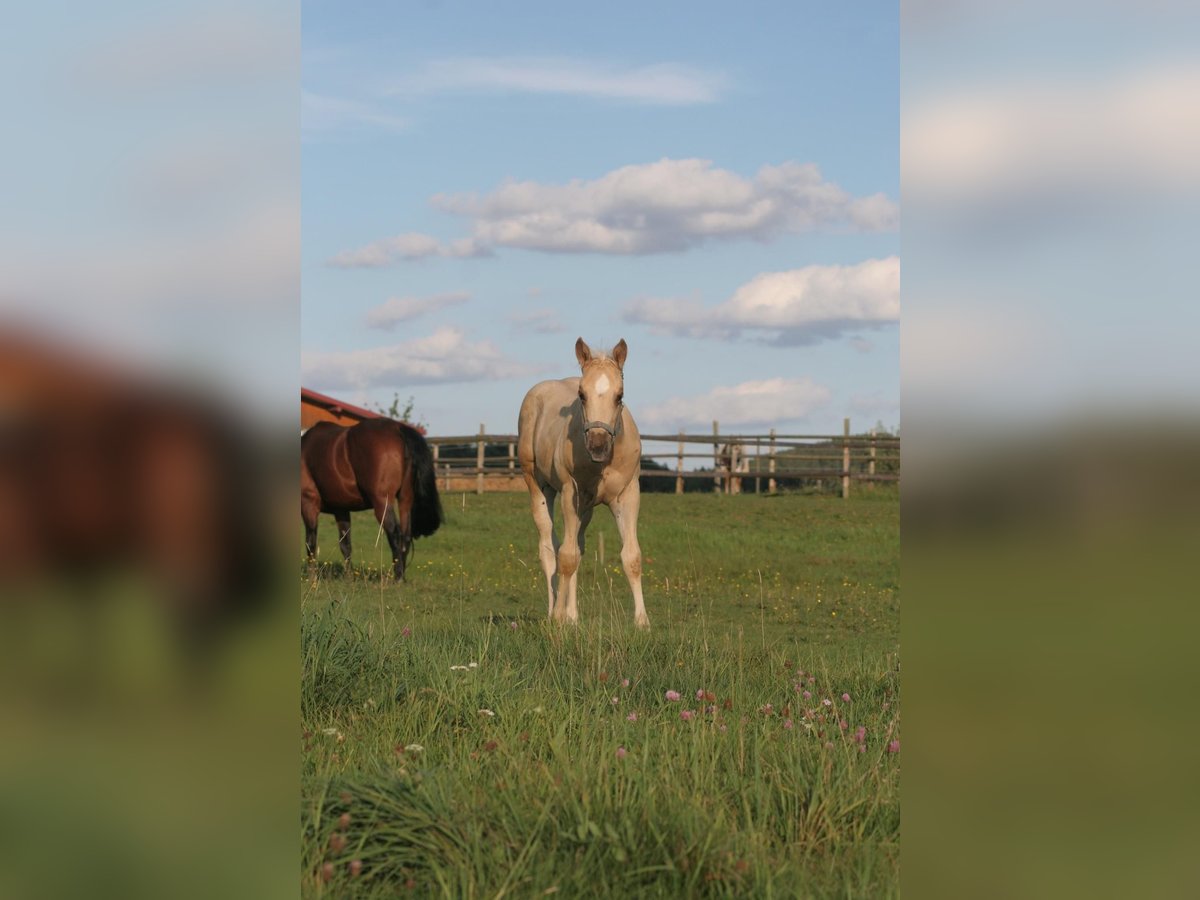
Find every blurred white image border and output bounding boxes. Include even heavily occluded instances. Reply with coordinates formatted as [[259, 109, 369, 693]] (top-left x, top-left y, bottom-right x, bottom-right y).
[[0, 3, 296, 899], [903, 2, 1200, 897]]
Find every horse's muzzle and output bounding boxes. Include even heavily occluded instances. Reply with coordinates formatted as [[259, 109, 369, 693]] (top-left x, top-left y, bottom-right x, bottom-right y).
[[584, 420, 615, 462]]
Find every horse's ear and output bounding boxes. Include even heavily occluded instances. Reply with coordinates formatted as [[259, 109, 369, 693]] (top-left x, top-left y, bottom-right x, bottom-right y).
[[612, 339, 628, 371], [575, 337, 592, 367]]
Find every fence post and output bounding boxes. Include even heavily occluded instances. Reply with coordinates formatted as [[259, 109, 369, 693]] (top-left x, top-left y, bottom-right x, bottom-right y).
[[842, 418, 851, 499], [477, 423, 485, 495], [508, 441, 515, 472], [869, 428, 877, 478], [712, 420, 721, 494], [676, 431, 684, 495], [755, 436, 761, 494], [768, 428, 777, 495]]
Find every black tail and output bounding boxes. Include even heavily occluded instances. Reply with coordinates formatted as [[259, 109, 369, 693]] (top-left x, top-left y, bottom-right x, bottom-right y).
[[397, 424, 443, 538]]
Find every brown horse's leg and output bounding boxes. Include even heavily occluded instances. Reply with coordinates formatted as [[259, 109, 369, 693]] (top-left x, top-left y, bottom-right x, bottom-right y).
[[301, 484, 321, 568], [393, 487, 415, 578], [334, 510, 353, 571], [372, 497, 408, 581]]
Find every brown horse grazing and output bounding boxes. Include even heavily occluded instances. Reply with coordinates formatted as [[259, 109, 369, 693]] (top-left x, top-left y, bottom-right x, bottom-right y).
[[300, 418, 442, 579], [518, 338, 648, 628]]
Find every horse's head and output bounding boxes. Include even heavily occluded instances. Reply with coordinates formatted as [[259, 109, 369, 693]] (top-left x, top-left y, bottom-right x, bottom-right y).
[[575, 337, 627, 464]]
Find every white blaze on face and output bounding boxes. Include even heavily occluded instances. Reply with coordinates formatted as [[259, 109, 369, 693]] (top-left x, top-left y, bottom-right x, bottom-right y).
[[594, 374, 610, 397]]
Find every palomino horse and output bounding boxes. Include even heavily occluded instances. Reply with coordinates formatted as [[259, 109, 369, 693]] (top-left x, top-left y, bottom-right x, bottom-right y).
[[300, 418, 442, 579], [518, 338, 648, 628]]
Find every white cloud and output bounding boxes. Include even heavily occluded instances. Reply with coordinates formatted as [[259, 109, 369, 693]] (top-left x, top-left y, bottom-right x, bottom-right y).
[[507, 308, 567, 335], [623, 257, 899, 346], [393, 57, 728, 106], [904, 62, 1200, 217], [301, 327, 542, 390], [327, 233, 492, 267], [638, 378, 833, 430], [430, 159, 897, 255], [365, 292, 470, 330]]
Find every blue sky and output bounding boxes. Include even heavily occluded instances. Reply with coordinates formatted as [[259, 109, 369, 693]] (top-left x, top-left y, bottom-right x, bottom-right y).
[[302, 1, 899, 440]]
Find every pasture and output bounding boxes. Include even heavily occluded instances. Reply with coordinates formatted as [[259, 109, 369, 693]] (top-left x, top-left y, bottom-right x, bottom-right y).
[[301, 491, 900, 898]]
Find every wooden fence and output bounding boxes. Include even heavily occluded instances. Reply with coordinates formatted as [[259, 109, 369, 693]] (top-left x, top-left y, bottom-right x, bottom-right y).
[[426, 419, 899, 498]]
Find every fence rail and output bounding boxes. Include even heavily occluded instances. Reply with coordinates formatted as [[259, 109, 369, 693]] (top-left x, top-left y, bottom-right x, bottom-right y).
[[425, 419, 899, 497]]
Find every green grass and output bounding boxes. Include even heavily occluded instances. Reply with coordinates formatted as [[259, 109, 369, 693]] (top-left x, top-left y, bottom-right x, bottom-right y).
[[301, 491, 899, 898]]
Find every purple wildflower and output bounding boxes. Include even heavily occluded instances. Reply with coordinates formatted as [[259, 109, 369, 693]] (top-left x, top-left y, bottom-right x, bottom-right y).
[[665, 690, 681, 702]]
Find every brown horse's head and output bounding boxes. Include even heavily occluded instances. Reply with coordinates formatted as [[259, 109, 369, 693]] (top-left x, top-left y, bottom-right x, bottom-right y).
[[575, 337, 627, 464]]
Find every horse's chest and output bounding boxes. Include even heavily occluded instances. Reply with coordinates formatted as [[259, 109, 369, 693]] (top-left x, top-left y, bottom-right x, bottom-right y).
[[594, 472, 625, 505]]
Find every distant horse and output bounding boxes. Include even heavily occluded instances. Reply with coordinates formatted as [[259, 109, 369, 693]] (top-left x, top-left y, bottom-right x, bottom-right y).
[[300, 418, 442, 579], [518, 338, 648, 628], [717, 443, 749, 494]]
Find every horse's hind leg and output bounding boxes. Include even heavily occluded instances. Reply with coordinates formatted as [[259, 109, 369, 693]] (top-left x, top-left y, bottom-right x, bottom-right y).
[[334, 510, 353, 571], [610, 480, 649, 629], [393, 487, 415, 576], [373, 497, 409, 581]]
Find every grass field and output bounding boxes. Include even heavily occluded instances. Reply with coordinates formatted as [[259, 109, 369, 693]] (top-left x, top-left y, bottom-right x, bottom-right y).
[[301, 490, 899, 898]]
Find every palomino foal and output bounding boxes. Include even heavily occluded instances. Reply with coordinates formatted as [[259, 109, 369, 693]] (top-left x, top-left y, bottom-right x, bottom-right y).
[[517, 338, 649, 628]]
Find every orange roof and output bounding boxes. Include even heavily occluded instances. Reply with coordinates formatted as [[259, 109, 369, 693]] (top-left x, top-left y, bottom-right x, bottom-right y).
[[300, 387, 379, 421]]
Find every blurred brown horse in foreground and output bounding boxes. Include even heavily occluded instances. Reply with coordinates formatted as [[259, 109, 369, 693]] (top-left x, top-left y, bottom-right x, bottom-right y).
[[0, 329, 274, 651], [301, 418, 442, 580]]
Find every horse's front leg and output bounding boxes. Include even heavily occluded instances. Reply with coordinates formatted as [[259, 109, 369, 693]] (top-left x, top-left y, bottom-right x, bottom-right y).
[[523, 473, 559, 619], [610, 480, 649, 629], [555, 485, 583, 624], [301, 484, 321, 574]]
